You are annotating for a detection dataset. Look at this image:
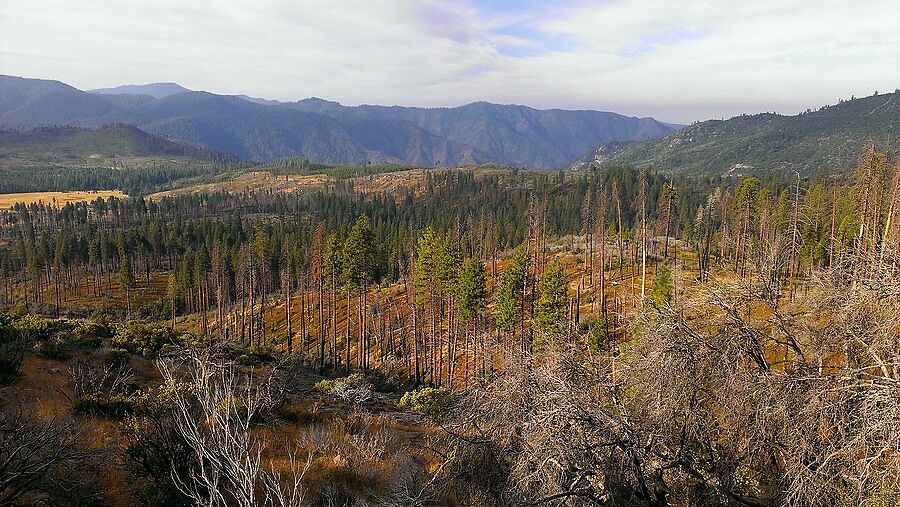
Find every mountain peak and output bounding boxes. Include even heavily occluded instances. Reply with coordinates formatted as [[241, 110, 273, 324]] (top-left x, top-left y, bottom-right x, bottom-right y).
[[295, 97, 342, 107], [89, 82, 191, 99]]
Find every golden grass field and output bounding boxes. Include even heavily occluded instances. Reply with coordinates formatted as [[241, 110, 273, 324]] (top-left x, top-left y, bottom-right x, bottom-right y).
[[148, 171, 329, 199], [0, 190, 128, 208], [148, 167, 517, 202]]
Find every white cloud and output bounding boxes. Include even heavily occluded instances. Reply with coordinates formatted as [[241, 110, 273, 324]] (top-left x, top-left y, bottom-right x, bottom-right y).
[[0, 0, 896, 123]]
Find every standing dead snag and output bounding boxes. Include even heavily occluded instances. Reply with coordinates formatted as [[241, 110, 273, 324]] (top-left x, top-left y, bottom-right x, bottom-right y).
[[581, 186, 594, 298], [596, 186, 608, 322], [637, 170, 648, 302]]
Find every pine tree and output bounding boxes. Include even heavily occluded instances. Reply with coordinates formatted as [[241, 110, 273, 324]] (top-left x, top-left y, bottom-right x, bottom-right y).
[[495, 244, 528, 341], [119, 252, 134, 318], [281, 237, 293, 354], [454, 256, 486, 384], [649, 263, 674, 306], [414, 227, 440, 384], [167, 273, 177, 330], [323, 233, 342, 370], [311, 223, 326, 371], [117, 233, 134, 317], [195, 245, 211, 336], [534, 258, 568, 348], [342, 215, 374, 372]]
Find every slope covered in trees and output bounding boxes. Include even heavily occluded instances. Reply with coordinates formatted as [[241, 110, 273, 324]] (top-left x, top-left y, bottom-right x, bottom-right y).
[[0, 143, 897, 505], [0, 125, 240, 195], [89, 82, 192, 98], [573, 91, 900, 176], [0, 124, 236, 168]]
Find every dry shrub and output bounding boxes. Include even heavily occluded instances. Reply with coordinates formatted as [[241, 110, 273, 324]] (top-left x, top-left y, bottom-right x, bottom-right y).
[[450, 257, 899, 506], [315, 374, 374, 405]]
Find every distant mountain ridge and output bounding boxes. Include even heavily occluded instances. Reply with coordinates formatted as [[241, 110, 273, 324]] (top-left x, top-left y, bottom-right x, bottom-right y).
[[572, 92, 900, 176], [0, 75, 678, 168], [288, 99, 674, 168], [89, 82, 192, 99]]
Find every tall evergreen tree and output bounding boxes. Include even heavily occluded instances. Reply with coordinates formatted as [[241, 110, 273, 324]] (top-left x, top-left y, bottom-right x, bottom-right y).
[[342, 215, 374, 372], [455, 256, 486, 382], [534, 258, 568, 347]]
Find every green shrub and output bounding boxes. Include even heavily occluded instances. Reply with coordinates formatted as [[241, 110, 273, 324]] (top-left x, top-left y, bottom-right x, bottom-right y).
[[140, 298, 170, 322], [649, 263, 674, 305], [399, 387, 454, 419], [0, 346, 23, 384], [73, 319, 113, 347], [314, 379, 334, 392], [234, 346, 275, 366], [0, 315, 25, 384], [32, 335, 72, 360], [103, 348, 130, 368], [366, 368, 413, 393], [112, 322, 180, 356], [276, 404, 325, 426], [587, 315, 608, 352], [72, 395, 135, 419]]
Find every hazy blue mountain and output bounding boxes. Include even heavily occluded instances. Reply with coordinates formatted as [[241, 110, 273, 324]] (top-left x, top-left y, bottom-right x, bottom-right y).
[[1, 74, 678, 168], [89, 82, 191, 99], [288, 100, 677, 168], [126, 91, 377, 162], [572, 92, 900, 176], [235, 94, 284, 106], [0, 75, 124, 127]]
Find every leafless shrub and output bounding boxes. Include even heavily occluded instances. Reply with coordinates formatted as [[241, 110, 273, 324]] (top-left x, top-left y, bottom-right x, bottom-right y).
[[628, 256, 899, 506], [68, 359, 133, 402], [315, 374, 374, 405], [0, 411, 86, 504], [157, 348, 309, 507], [451, 257, 899, 506]]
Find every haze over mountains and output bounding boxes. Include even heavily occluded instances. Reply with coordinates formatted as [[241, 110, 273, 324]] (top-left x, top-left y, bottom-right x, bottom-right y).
[[89, 82, 192, 99], [0, 75, 677, 169]]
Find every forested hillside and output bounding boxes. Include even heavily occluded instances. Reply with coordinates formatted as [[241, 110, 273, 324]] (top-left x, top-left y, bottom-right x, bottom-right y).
[[0, 142, 896, 505], [0, 125, 240, 195], [574, 91, 900, 176], [0, 124, 235, 168], [0, 75, 676, 168]]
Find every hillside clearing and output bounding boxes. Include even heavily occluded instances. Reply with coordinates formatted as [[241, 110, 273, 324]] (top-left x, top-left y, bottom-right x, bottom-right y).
[[0, 189, 127, 207]]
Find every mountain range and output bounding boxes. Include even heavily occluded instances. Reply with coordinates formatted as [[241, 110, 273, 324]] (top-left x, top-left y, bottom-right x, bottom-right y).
[[572, 91, 899, 176], [0, 75, 678, 169]]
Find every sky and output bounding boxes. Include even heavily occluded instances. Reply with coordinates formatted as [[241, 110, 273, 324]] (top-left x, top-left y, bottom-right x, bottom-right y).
[[0, 0, 897, 124]]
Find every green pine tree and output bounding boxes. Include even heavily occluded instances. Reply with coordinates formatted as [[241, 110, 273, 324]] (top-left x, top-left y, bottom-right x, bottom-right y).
[[649, 263, 674, 305], [342, 215, 374, 291], [494, 244, 528, 333], [455, 257, 486, 323], [534, 258, 568, 344]]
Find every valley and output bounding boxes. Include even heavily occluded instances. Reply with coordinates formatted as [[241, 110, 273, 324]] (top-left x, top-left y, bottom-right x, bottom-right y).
[[0, 37, 896, 504], [0, 133, 896, 505]]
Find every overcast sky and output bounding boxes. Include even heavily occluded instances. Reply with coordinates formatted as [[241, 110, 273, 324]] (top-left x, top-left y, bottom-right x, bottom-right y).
[[1, 0, 897, 123]]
